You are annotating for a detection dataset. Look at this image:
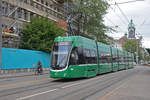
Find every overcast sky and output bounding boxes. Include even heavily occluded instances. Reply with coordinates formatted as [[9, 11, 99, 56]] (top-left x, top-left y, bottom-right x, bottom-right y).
[[104, 0, 150, 48]]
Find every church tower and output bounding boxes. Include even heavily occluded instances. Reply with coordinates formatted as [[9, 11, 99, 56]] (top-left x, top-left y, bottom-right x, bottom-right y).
[[128, 19, 136, 39]]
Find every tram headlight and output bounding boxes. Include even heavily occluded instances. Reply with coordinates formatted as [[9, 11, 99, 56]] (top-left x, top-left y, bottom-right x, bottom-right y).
[[55, 72, 58, 75], [64, 73, 67, 76]]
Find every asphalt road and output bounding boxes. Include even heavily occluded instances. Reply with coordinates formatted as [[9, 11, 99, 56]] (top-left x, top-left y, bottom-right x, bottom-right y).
[[0, 65, 149, 100]]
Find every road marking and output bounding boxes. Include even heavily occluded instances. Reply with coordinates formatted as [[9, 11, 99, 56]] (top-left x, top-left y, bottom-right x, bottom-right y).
[[16, 80, 84, 100], [16, 89, 58, 100], [61, 82, 81, 88], [16, 77, 101, 100], [0, 78, 51, 88], [16, 82, 82, 100], [15, 72, 124, 100]]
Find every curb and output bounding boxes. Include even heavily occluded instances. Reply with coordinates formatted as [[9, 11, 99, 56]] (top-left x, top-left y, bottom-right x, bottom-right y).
[[0, 72, 49, 79]]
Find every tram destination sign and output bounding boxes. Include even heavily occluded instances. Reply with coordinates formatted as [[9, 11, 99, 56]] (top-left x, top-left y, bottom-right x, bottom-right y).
[[55, 42, 72, 46]]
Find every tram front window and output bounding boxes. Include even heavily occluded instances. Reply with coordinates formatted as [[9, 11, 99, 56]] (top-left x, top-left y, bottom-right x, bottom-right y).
[[51, 42, 72, 70]]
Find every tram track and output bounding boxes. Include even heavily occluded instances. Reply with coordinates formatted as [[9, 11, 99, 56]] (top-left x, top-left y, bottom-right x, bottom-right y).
[[0, 77, 86, 97], [0, 68, 138, 100], [80, 70, 138, 100], [52, 68, 139, 100], [0, 79, 62, 97]]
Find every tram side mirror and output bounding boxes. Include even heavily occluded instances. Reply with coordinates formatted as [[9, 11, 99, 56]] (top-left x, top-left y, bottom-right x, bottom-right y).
[[71, 51, 78, 60], [71, 53, 75, 58]]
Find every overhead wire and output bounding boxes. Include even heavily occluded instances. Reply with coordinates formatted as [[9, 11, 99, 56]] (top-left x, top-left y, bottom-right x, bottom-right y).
[[109, 6, 127, 26], [115, 3, 130, 23], [114, 0, 142, 37], [107, 0, 145, 39], [106, 1, 127, 34], [110, 0, 144, 5], [105, 16, 124, 33]]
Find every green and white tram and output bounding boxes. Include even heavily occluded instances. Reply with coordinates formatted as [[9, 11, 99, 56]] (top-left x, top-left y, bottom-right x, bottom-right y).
[[50, 36, 134, 78]]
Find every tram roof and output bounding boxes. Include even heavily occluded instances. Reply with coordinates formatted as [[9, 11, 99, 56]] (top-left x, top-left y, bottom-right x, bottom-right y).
[[54, 36, 133, 55], [54, 36, 85, 42]]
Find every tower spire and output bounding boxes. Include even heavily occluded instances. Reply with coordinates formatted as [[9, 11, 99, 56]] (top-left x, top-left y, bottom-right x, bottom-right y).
[[128, 19, 136, 39]]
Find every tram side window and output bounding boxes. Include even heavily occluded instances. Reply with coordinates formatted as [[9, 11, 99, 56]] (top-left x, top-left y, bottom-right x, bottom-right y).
[[77, 47, 85, 64], [127, 56, 129, 63], [119, 55, 123, 64], [124, 56, 126, 63], [90, 50, 97, 64], [125, 56, 129, 64], [129, 57, 132, 63], [120, 55, 125, 64], [69, 47, 85, 65], [112, 54, 118, 64], [127, 56, 130, 63], [83, 49, 90, 64], [100, 52, 111, 64], [123, 55, 126, 64], [69, 48, 79, 65], [83, 49, 97, 64]]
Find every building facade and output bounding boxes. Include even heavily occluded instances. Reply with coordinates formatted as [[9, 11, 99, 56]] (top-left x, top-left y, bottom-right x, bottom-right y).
[[116, 19, 142, 50], [0, 0, 69, 48]]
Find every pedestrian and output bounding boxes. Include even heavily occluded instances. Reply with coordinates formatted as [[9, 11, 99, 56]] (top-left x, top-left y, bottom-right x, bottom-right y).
[[37, 61, 43, 75]]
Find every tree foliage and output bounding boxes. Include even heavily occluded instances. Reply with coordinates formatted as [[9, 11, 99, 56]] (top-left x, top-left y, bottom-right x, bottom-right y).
[[123, 40, 137, 53], [74, 0, 109, 43], [123, 40, 137, 61], [19, 17, 64, 52]]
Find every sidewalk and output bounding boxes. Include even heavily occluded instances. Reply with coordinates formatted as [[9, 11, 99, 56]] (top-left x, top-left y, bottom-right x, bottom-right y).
[[0, 70, 49, 79]]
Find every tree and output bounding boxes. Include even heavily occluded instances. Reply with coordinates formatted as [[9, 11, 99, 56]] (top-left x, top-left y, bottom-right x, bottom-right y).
[[123, 40, 137, 53], [73, 0, 109, 43], [123, 39, 145, 61], [123, 39, 139, 61], [19, 17, 64, 52]]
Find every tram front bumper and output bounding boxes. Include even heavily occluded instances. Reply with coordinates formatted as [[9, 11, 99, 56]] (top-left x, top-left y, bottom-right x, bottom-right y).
[[50, 70, 70, 78]]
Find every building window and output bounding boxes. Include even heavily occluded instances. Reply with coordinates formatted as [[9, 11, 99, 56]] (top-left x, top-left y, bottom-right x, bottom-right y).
[[2, 7, 6, 15], [36, 4, 38, 8], [24, 10, 28, 20], [30, 1, 34, 6], [24, 0, 28, 4], [49, 5, 52, 8], [45, 2, 48, 6], [46, 9, 48, 13], [41, 0, 44, 4], [30, 12, 34, 19], [54, 7, 57, 10], [17, 8, 22, 18], [19, 0, 23, 2], [41, 6, 43, 11]]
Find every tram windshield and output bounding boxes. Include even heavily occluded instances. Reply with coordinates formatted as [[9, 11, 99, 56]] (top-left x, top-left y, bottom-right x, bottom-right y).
[[51, 42, 72, 70]]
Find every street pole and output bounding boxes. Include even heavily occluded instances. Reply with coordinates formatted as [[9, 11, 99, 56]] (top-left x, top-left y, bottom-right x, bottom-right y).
[[0, 0, 2, 73], [136, 38, 139, 64], [136, 50, 138, 64]]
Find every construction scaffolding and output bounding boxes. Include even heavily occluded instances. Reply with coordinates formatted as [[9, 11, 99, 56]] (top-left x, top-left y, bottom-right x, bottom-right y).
[[0, 0, 83, 48], [0, 0, 62, 48]]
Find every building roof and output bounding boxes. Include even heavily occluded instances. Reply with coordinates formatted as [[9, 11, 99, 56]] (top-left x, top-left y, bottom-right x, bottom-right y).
[[128, 19, 135, 29], [116, 35, 128, 45]]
